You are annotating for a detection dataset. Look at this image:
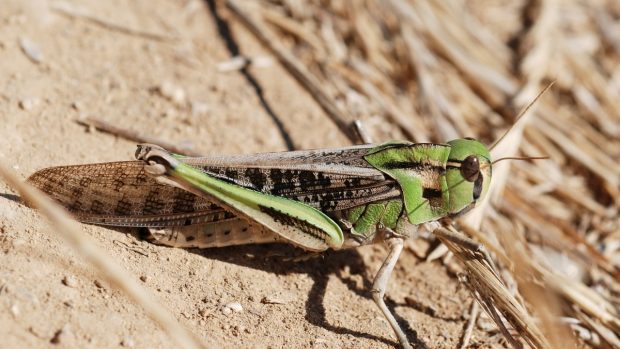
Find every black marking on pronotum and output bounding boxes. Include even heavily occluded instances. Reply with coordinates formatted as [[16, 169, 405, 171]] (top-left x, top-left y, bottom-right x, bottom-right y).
[[382, 161, 445, 174], [258, 205, 327, 243], [422, 188, 443, 199], [423, 187, 444, 209]]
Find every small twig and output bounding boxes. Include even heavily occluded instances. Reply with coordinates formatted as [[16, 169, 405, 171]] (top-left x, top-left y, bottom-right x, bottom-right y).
[[0, 164, 208, 349], [225, 0, 361, 144], [259, 6, 325, 56], [352, 120, 374, 144], [459, 301, 479, 349], [52, 2, 177, 42], [435, 226, 551, 349], [76, 117, 201, 156]]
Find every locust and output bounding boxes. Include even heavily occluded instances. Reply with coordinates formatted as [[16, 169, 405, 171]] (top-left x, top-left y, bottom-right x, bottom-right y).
[[27, 138, 494, 348]]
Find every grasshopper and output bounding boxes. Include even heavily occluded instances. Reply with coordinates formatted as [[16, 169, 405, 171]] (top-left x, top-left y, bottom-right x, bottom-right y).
[[28, 138, 494, 348]]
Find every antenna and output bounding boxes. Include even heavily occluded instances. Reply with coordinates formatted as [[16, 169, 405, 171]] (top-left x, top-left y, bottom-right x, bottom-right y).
[[492, 156, 550, 165], [489, 81, 555, 151], [479, 156, 549, 170]]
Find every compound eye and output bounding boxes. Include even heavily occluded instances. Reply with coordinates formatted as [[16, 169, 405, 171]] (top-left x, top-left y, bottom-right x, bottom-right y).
[[461, 155, 480, 182]]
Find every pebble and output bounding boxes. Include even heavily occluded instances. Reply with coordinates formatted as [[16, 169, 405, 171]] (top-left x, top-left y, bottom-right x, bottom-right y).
[[19, 98, 41, 111], [233, 325, 246, 336], [253, 56, 274, 68], [139, 275, 148, 283], [156, 81, 186, 106], [190, 101, 209, 116], [261, 295, 290, 305], [161, 108, 177, 119], [120, 337, 135, 347], [11, 238, 26, 248], [217, 56, 248, 72], [71, 101, 83, 111], [62, 275, 77, 288], [50, 325, 71, 345], [19, 37, 43, 63], [10, 304, 19, 317], [222, 302, 243, 315], [313, 338, 328, 345], [93, 280, 105, 289]]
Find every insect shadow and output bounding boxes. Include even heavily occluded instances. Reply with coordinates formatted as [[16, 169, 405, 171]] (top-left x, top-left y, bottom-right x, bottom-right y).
[[0, 192, 22, 204], [2, 188, 432, 347], [175, 239, 430, 349]]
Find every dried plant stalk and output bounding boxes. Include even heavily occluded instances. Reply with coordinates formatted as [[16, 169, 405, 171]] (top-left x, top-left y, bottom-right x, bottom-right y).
[[0, 164, 208, 349]]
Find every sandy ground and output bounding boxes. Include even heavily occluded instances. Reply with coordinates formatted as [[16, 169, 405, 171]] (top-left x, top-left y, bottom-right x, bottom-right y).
[[0, 1, 502, 348]]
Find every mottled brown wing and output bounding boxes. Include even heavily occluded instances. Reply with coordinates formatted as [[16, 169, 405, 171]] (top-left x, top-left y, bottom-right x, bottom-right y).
[[27, 161, 221, 227], [27, 145, 402, 228]]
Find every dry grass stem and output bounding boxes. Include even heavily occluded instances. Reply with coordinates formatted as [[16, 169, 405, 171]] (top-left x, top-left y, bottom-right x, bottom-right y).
[[52, 2, 177, 42], [76, 117, 202, 156], [0, 164, 208, 349]]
